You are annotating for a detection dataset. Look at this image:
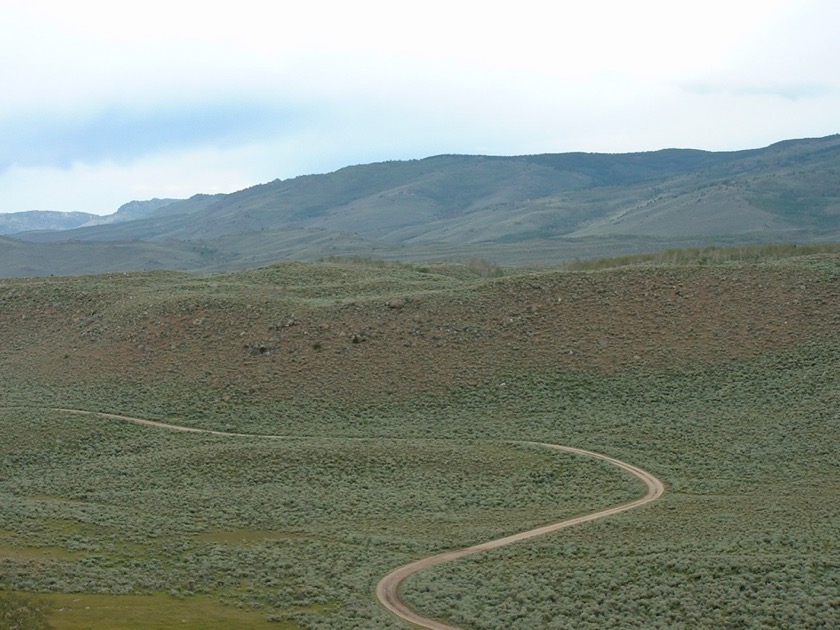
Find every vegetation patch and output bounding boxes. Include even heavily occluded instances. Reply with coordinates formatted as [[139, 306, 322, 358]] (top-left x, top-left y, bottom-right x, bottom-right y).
[[26, 591, 301, 630], [194, 529, 305, 545], [0, 592, 54, 630]]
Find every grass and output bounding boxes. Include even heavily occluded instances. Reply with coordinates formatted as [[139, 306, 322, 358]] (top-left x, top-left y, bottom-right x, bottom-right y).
[[0, 409, 642, 628], [5, 591, 302, 630], [562, 242, 840, 270], [401, 348, 840, 628], [0, 592, 54, 630], [194, 530, 305, 545], [0, 546, 88, 563]]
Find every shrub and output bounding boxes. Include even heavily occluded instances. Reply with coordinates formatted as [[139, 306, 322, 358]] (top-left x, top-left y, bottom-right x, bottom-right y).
[[0, 593, 54, 630]]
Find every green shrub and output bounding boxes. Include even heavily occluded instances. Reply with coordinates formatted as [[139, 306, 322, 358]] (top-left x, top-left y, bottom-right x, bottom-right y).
[[0, 593, 53, 630]]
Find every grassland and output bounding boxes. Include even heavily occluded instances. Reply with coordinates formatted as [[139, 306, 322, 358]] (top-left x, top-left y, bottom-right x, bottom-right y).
[[1, 248, 839, 628]]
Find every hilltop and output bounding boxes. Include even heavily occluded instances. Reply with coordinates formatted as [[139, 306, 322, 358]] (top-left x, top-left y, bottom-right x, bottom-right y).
[[0, 199, 181, 236], [3, 248, 838, 407]]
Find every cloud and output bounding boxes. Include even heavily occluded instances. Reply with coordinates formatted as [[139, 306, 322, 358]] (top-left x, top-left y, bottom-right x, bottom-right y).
[[1, 0, 839, 214], [0, 101, 312, 171], [680, 80, 835, 102], [0, 144, 278, 214]]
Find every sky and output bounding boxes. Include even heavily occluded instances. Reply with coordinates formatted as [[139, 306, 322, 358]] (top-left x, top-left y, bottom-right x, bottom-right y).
[[1, 0, 838, 215]]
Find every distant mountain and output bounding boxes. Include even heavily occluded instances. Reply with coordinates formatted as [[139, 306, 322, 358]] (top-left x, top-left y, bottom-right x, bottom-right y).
[[80, 198, 181, 227], [0, 198, 182, 237], [0, 210, 98, 235], [2, 134, 839, 276]]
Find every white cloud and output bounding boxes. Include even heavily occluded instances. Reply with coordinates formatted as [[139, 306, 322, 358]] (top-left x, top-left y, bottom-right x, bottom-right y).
[[0, 0, 838, 214], [0, 146, 271, 214]]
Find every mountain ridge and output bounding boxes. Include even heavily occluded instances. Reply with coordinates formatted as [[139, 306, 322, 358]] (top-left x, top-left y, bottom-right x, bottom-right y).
[[2, 134, 838, 276]]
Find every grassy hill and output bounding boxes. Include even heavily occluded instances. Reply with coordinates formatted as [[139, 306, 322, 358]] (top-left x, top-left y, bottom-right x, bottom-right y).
[[4, 135, 839, 277], [1, 247, 839, 628]]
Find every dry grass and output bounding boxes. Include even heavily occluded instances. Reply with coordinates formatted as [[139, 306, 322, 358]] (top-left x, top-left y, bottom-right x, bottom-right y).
[[30, 592, 301, 630]]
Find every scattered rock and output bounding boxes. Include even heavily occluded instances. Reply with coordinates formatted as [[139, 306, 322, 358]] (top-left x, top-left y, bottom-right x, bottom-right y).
[[245, 342, 273, 356]]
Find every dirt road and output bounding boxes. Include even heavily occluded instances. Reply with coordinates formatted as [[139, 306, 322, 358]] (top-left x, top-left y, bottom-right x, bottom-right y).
[[375, 441, 665, 630], [51, 408, 290, 438], [41, 408, 664, 630]]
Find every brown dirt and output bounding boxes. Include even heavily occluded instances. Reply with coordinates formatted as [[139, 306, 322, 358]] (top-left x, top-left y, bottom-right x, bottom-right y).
[[2, 263, 838, 403]]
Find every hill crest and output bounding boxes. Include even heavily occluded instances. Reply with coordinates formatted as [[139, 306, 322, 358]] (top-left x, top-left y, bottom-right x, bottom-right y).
[[2, 134, 839, 276]]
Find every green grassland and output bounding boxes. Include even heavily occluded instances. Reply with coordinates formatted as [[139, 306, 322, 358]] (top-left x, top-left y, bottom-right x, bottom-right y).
[[1, 248, 839, 628]]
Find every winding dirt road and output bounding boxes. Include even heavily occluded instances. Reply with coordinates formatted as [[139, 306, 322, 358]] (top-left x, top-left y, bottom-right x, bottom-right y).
[[39, 408, 665, 630], [376, 441, 665, 629]]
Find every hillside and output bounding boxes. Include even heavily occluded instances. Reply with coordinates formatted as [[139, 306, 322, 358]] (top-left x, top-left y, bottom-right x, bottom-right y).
[[3, 248, 838, 403], [3, 135, 839, 277], [1, 250, 838, 629], [0, 210, 98, 235]]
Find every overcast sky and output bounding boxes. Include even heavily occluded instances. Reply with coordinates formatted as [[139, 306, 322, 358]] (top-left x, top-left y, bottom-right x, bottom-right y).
[[1, 0, 838, 215]]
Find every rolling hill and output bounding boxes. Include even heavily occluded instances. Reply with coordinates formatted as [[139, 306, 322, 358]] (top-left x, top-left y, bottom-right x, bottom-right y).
[[2, 134, 839, 276], [1, 250, 839, 628]]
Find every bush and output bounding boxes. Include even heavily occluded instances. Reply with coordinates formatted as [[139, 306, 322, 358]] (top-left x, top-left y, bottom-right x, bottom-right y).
[[0, 593, 54, 630]]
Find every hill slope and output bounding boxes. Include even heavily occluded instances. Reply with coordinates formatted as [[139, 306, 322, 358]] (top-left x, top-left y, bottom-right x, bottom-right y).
[[1, 252, 839, 629], [3, 134, 840, 276], [3, 251, 838, 403], [0, 210, 98, 235]]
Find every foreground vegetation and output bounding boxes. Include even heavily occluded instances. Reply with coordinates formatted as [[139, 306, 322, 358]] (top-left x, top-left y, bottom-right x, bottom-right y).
[[1, 252, 839, 628], [402, 349, 840, 628], [0, 407, 641, 629], [563, 241, 840, 270]]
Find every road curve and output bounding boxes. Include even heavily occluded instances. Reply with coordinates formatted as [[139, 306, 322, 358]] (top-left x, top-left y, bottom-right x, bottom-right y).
[[26, 408, 664, 630], [375, 441, 665, 630]]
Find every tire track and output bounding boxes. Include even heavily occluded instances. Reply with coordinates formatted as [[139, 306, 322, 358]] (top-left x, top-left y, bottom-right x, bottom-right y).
[[33, 408, 664, 630], [50, 408, 290, 438]]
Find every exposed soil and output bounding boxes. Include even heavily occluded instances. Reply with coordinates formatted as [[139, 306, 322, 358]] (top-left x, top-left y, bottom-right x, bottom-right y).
[[2, 263, 838, 404]]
